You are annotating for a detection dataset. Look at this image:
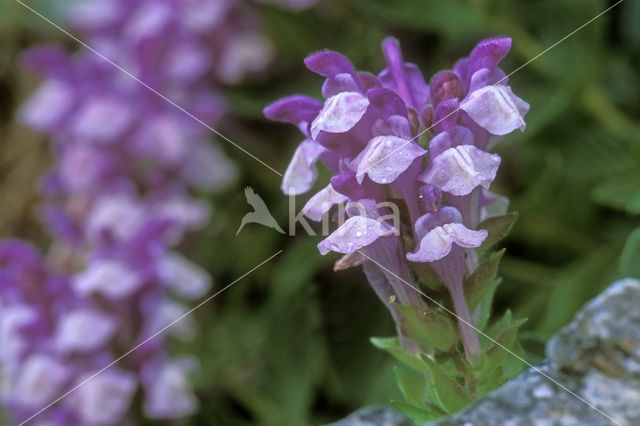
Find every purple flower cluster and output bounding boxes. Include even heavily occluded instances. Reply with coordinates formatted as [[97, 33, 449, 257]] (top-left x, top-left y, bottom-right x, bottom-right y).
[[0, 0, 287, 424], [265, 38, 528, 358]]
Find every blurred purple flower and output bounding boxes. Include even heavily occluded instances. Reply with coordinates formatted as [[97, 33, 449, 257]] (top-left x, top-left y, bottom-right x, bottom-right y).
[[1, 0, 303, 424]]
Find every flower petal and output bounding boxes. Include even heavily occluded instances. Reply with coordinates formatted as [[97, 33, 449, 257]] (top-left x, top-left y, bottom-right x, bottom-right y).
[[304, 51, 358, 79], [407, 226, 453, 262], [318, 216, 395, 255], [310, 92, 369, 139], [444, 223, 487, 247], [432, 98, 459, 133], [407, 220, 486, 263], [302, 184, 348, 222], [55, 309, 117, 353], [355, 135, 426, 184], [330, 172, 382, 201], [429, 71, 464, 106], [281, 140, 326, 195], [321, 73, 360, 98], [73, 259, 143, 299], [419, 145, 500, 196], [73, 369, 137, 425], [468, 38, 512, 76], [143, 360, 198, 419], [263, 95, 322, 129], [372, 115, 412, 139], [460, 85, 529, 135], [428, 125, 474, 158]]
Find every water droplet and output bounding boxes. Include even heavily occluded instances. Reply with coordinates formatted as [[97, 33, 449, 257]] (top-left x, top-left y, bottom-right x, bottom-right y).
[[355, 230, 363, 237]]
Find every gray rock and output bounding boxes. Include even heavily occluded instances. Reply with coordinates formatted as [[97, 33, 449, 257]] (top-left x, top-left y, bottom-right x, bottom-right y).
[[328, 405, 413, 426], [329, 279, 640, 426], [429, 278, 640, 426]]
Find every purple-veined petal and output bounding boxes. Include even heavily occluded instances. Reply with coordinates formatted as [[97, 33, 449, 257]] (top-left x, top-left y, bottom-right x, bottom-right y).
[[428, 125, 474, 158], [419, 145, 500, 196], [281, 140, 326, 195], [371, 115, 412, 139], [302, 184, 348, 222], [310, 92, 369, 139], [354, 135, 426, 184], [460, 85, 529, 135], [318, 215, 396, 255], [445, 223, 488, 247], [407, 226, 453, 262], [468, 67, 507, 93], [408, 217, 486, 263], [412, 206, 462, 240]]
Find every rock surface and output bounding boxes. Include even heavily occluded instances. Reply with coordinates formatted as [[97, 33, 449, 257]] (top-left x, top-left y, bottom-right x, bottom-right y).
[[329, 278, 640, 426]]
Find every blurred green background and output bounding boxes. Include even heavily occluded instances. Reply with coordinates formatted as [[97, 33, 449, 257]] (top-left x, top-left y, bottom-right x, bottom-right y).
[[1, 0, 639, 424]]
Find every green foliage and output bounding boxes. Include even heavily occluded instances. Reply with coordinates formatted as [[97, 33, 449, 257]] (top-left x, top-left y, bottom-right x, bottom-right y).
[[395, 304, 458, 352], [620, 227, 640, 279], [5, 0, 640, 424], [476, 214, 518, 259]]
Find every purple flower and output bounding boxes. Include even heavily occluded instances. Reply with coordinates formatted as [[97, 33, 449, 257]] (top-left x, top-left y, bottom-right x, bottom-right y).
[[54, 309, 118, 354], [266, 36, 529, 359], [70, 369, 137, 425], [407, 207, 487, 263], [419, 145, 501, 196]]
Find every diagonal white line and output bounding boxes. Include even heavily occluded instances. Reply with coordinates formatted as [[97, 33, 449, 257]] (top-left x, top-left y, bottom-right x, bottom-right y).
[[358, 0, 625, 178], [17, 249, 284, 426], [357, 250, 623, 426], [14, 0, 283, 177]]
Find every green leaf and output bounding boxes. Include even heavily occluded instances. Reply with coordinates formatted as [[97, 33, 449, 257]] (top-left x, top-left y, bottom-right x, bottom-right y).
[[477, 213, 518, 258], [393, 367, 424, 407], [390, 400, 444, 423], [396, 304, 458, 352], [478, 314, 527, 377], [619, 227, 640, 279], [464, 249, 505, 312], [474, 278, 500, 332], [420, 354, 473, 414], [476, 365, 505, 395], [370, 337, 426, 373], [412, 262, 447, 292], [592, 177, 640, 214], [502, 341, 526, 380]]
